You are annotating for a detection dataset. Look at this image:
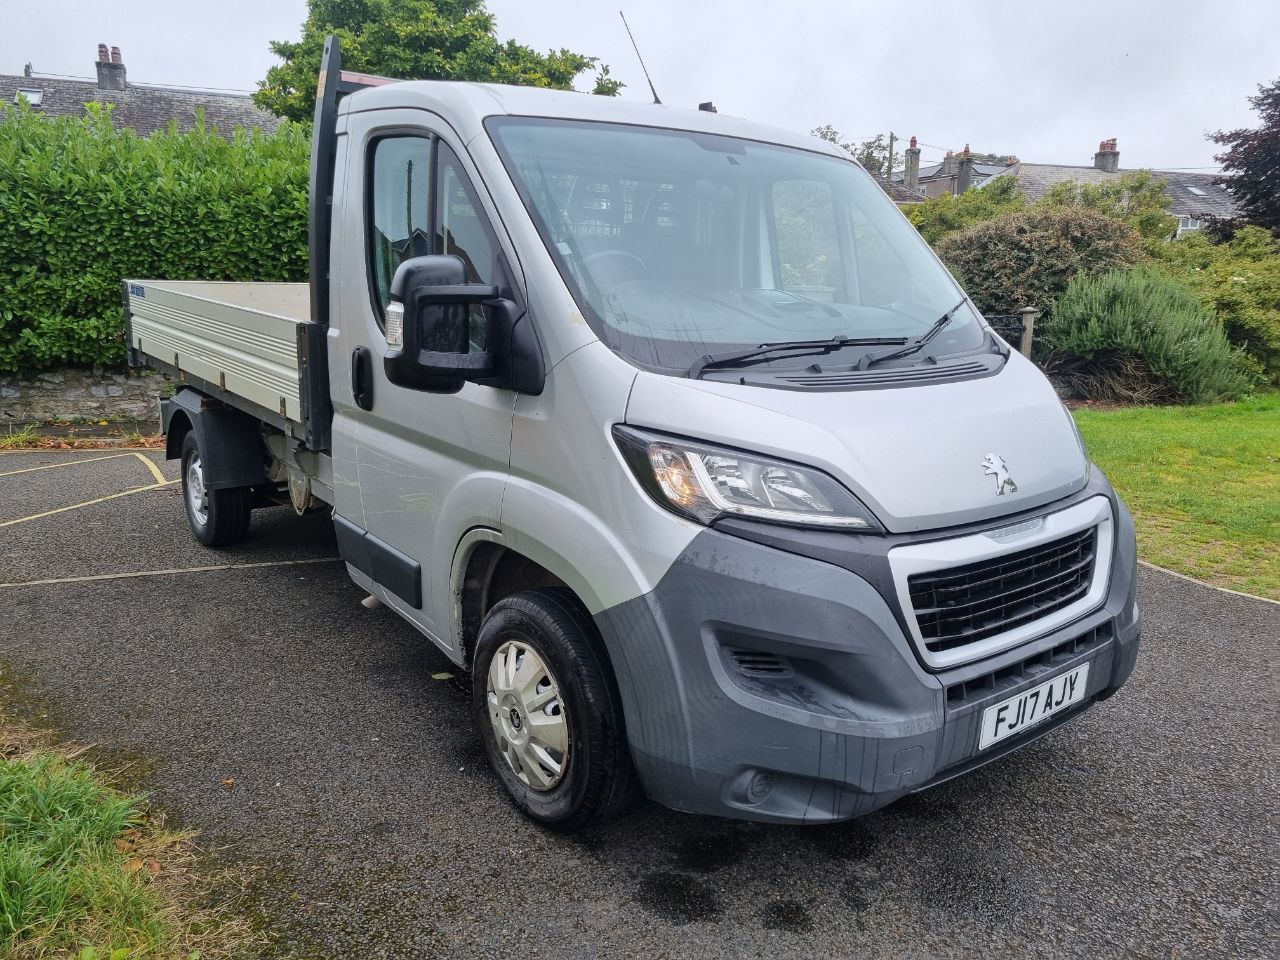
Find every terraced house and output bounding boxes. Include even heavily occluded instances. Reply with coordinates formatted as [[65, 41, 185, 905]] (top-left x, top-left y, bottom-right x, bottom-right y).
[[1, 43, 278, 137]]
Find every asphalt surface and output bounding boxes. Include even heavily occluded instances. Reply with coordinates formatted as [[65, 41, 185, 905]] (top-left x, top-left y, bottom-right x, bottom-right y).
[[1, 448, 1277, 959]]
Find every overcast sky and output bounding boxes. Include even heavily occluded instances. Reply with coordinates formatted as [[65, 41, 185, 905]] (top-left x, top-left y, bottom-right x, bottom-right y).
[[4, 0, 1276, 170]]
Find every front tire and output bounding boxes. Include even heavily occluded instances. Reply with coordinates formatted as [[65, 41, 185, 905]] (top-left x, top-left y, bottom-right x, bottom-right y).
[[472, 589, 637, 831], [180, 432, 251, 547]]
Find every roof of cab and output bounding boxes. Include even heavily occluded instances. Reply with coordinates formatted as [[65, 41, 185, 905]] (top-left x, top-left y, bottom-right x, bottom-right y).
[[341, 80, 840, 157]]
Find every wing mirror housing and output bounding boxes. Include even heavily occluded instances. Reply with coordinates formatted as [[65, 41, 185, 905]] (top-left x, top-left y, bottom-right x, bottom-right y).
[[383, 255, 498, 394]]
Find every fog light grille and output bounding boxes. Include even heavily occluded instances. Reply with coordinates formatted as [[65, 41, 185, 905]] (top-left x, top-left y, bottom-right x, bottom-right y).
[[727, 649, 793, 679]]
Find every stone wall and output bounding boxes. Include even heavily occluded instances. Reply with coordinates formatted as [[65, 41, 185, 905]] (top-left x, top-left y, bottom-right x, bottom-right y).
[[0, 368, 173, 425]]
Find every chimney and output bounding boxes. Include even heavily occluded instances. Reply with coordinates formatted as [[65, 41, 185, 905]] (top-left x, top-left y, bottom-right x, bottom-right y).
[[904, 135, 921, 192], [95, 44, 127, 91], [955, 144, 974, 193], [1093, 137, 1119, 173], [23, 62, 33, 78], [940, 149, 957, 176]]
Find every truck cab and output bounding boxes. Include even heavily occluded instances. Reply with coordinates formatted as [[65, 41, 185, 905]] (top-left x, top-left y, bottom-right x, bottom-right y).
[[128, 39, 1140, 830]]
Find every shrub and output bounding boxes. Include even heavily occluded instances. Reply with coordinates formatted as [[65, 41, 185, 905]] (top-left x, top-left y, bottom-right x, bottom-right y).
[[1152, 226, 1280, 383], [1042, 266, 1255, 403], [935, 206, 1145, 318], [904, 174, 1024, 245], [0, 103, 310, 374], [1040, 170, 1179, 248]]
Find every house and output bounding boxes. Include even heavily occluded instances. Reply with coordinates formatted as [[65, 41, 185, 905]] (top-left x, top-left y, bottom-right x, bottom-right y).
[[1, 44, 280, 137], [977, 140, 1238, 235], [896, 135, 1237, 235], [898, 138, 1014, 198]]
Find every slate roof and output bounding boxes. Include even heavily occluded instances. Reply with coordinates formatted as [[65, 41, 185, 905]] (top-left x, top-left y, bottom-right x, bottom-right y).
[[0, 73, 280, 137], [985, 163, 1238, 220], [874, 176, 925, 204], [909, 160, 1011, 182]]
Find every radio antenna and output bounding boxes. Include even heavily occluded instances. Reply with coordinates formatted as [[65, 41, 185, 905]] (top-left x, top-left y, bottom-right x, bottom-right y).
[[619, 11, 662, 105]]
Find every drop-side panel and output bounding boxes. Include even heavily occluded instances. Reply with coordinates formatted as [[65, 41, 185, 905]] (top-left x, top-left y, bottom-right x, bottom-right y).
[[126, 280, 310, 422]]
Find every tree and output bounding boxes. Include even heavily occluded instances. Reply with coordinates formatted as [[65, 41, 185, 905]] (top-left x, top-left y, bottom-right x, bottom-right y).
[[810, 125, 898, 178], [1211, 77, 1280, 236], [256, 0, 621, 121]]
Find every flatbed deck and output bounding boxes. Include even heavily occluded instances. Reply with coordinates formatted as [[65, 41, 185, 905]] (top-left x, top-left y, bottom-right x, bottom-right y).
[[125, 280, 330, 450]]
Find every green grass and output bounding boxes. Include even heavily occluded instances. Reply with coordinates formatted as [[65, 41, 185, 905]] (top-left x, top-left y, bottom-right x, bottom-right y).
[[0, 424, 41, 449], [0, 728, 255, 960], [0, 750, 175, 958], [1075, 392, 1280, 600]]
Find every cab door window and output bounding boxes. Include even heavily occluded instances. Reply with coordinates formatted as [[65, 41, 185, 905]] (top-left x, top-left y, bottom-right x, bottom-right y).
[[367, 138, 500, 350], [368, 136, 431, 315]]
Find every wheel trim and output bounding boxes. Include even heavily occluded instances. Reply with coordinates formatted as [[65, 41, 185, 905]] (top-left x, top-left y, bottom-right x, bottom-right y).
[[487, 640, 569, 791], [186, 455, 209, 526]]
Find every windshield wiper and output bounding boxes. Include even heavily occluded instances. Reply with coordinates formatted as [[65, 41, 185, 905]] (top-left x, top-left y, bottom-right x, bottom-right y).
[[689, 335, 908, 379], [857, 298, 969, 370]]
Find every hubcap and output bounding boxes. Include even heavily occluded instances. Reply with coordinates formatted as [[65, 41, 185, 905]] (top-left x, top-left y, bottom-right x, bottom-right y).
[[486, 640, 569, 791], [186, 455, 209, 526]]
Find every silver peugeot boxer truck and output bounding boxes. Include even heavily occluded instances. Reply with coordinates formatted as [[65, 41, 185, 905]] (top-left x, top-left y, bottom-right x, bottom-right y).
[[126, 37, 1140, 830]]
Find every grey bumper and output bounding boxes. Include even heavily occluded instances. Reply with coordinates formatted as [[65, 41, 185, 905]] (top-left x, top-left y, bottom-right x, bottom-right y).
[[595, 476, 1140, 824]]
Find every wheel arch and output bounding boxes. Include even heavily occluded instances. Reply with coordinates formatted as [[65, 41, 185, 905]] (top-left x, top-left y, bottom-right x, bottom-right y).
[[161, 388, 268, 491]]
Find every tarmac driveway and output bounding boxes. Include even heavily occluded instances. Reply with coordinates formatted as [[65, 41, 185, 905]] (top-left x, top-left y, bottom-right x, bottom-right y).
[[1, 448, 1277, 959]]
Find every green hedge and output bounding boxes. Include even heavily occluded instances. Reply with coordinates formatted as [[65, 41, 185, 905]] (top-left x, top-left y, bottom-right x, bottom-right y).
[[0, 104, 310, 374], [1043, 266, 1255, 403]]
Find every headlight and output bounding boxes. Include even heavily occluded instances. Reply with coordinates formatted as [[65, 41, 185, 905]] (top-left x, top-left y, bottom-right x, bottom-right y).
[[613, 426, 883, 531]]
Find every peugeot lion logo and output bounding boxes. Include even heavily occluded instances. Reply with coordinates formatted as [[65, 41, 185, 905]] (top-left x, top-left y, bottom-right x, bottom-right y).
[[982, 453, 1018, 496]]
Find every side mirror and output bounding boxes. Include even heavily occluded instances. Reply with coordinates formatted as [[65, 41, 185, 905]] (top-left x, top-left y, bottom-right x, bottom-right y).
[[383, 255, 497, 394]]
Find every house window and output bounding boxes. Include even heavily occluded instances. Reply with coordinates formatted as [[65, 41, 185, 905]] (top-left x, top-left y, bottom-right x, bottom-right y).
[[13, 88, 43, 107], [1187, 186, 1207, 197]]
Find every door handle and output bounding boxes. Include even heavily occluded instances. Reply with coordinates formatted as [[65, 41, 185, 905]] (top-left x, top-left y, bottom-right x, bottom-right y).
[[351, 346, 374, 410]]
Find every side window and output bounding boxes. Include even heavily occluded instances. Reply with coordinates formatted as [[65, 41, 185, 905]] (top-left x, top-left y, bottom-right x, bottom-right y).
[[368, 136, 431, 314], [772, 180, 844, 302], [436, 145, 495, 350]]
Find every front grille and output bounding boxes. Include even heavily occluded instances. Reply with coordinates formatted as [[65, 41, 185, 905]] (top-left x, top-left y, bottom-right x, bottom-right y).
[[909, 527, 1098, 655]]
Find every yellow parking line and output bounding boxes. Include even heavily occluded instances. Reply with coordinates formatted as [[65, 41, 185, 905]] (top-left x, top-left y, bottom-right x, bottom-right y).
[[0, 480, 178, 529], [0, 453, 133, 478], [0, 557, 341, 589], [133, 451, 167, 484]]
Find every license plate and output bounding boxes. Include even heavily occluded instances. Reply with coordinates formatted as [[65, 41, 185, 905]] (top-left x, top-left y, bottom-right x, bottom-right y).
[[979, 663, 1089, 750]]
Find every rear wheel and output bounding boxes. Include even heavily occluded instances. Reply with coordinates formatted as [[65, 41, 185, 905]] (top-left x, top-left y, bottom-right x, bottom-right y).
[[180, 432, 251, 547], [471, 589, 637, 831]]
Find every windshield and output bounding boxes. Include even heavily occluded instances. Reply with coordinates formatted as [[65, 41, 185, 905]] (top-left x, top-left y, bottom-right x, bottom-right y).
[[488, 117, 987, 375]]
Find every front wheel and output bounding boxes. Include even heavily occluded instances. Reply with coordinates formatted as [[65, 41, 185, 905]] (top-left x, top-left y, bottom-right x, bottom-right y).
[[180, 432, 251, 547], [471, 589, 637, 831]]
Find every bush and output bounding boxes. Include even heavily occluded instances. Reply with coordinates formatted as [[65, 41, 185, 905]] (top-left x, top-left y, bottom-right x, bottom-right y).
[[904, 174, 1024, 245], [0, 103, 310, 374], [1040, 170, 1179, 248], [1042, 267, 1255, 403], [1152, 226, 1280, 383], [935, 206, 1145, 318]]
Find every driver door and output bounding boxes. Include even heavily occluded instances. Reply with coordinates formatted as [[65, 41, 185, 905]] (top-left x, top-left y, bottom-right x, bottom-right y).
[[338, 108, 517, 650]]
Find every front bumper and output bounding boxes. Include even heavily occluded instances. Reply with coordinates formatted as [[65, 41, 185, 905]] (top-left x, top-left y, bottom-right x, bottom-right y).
[[594, 474, 1140, 824]]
